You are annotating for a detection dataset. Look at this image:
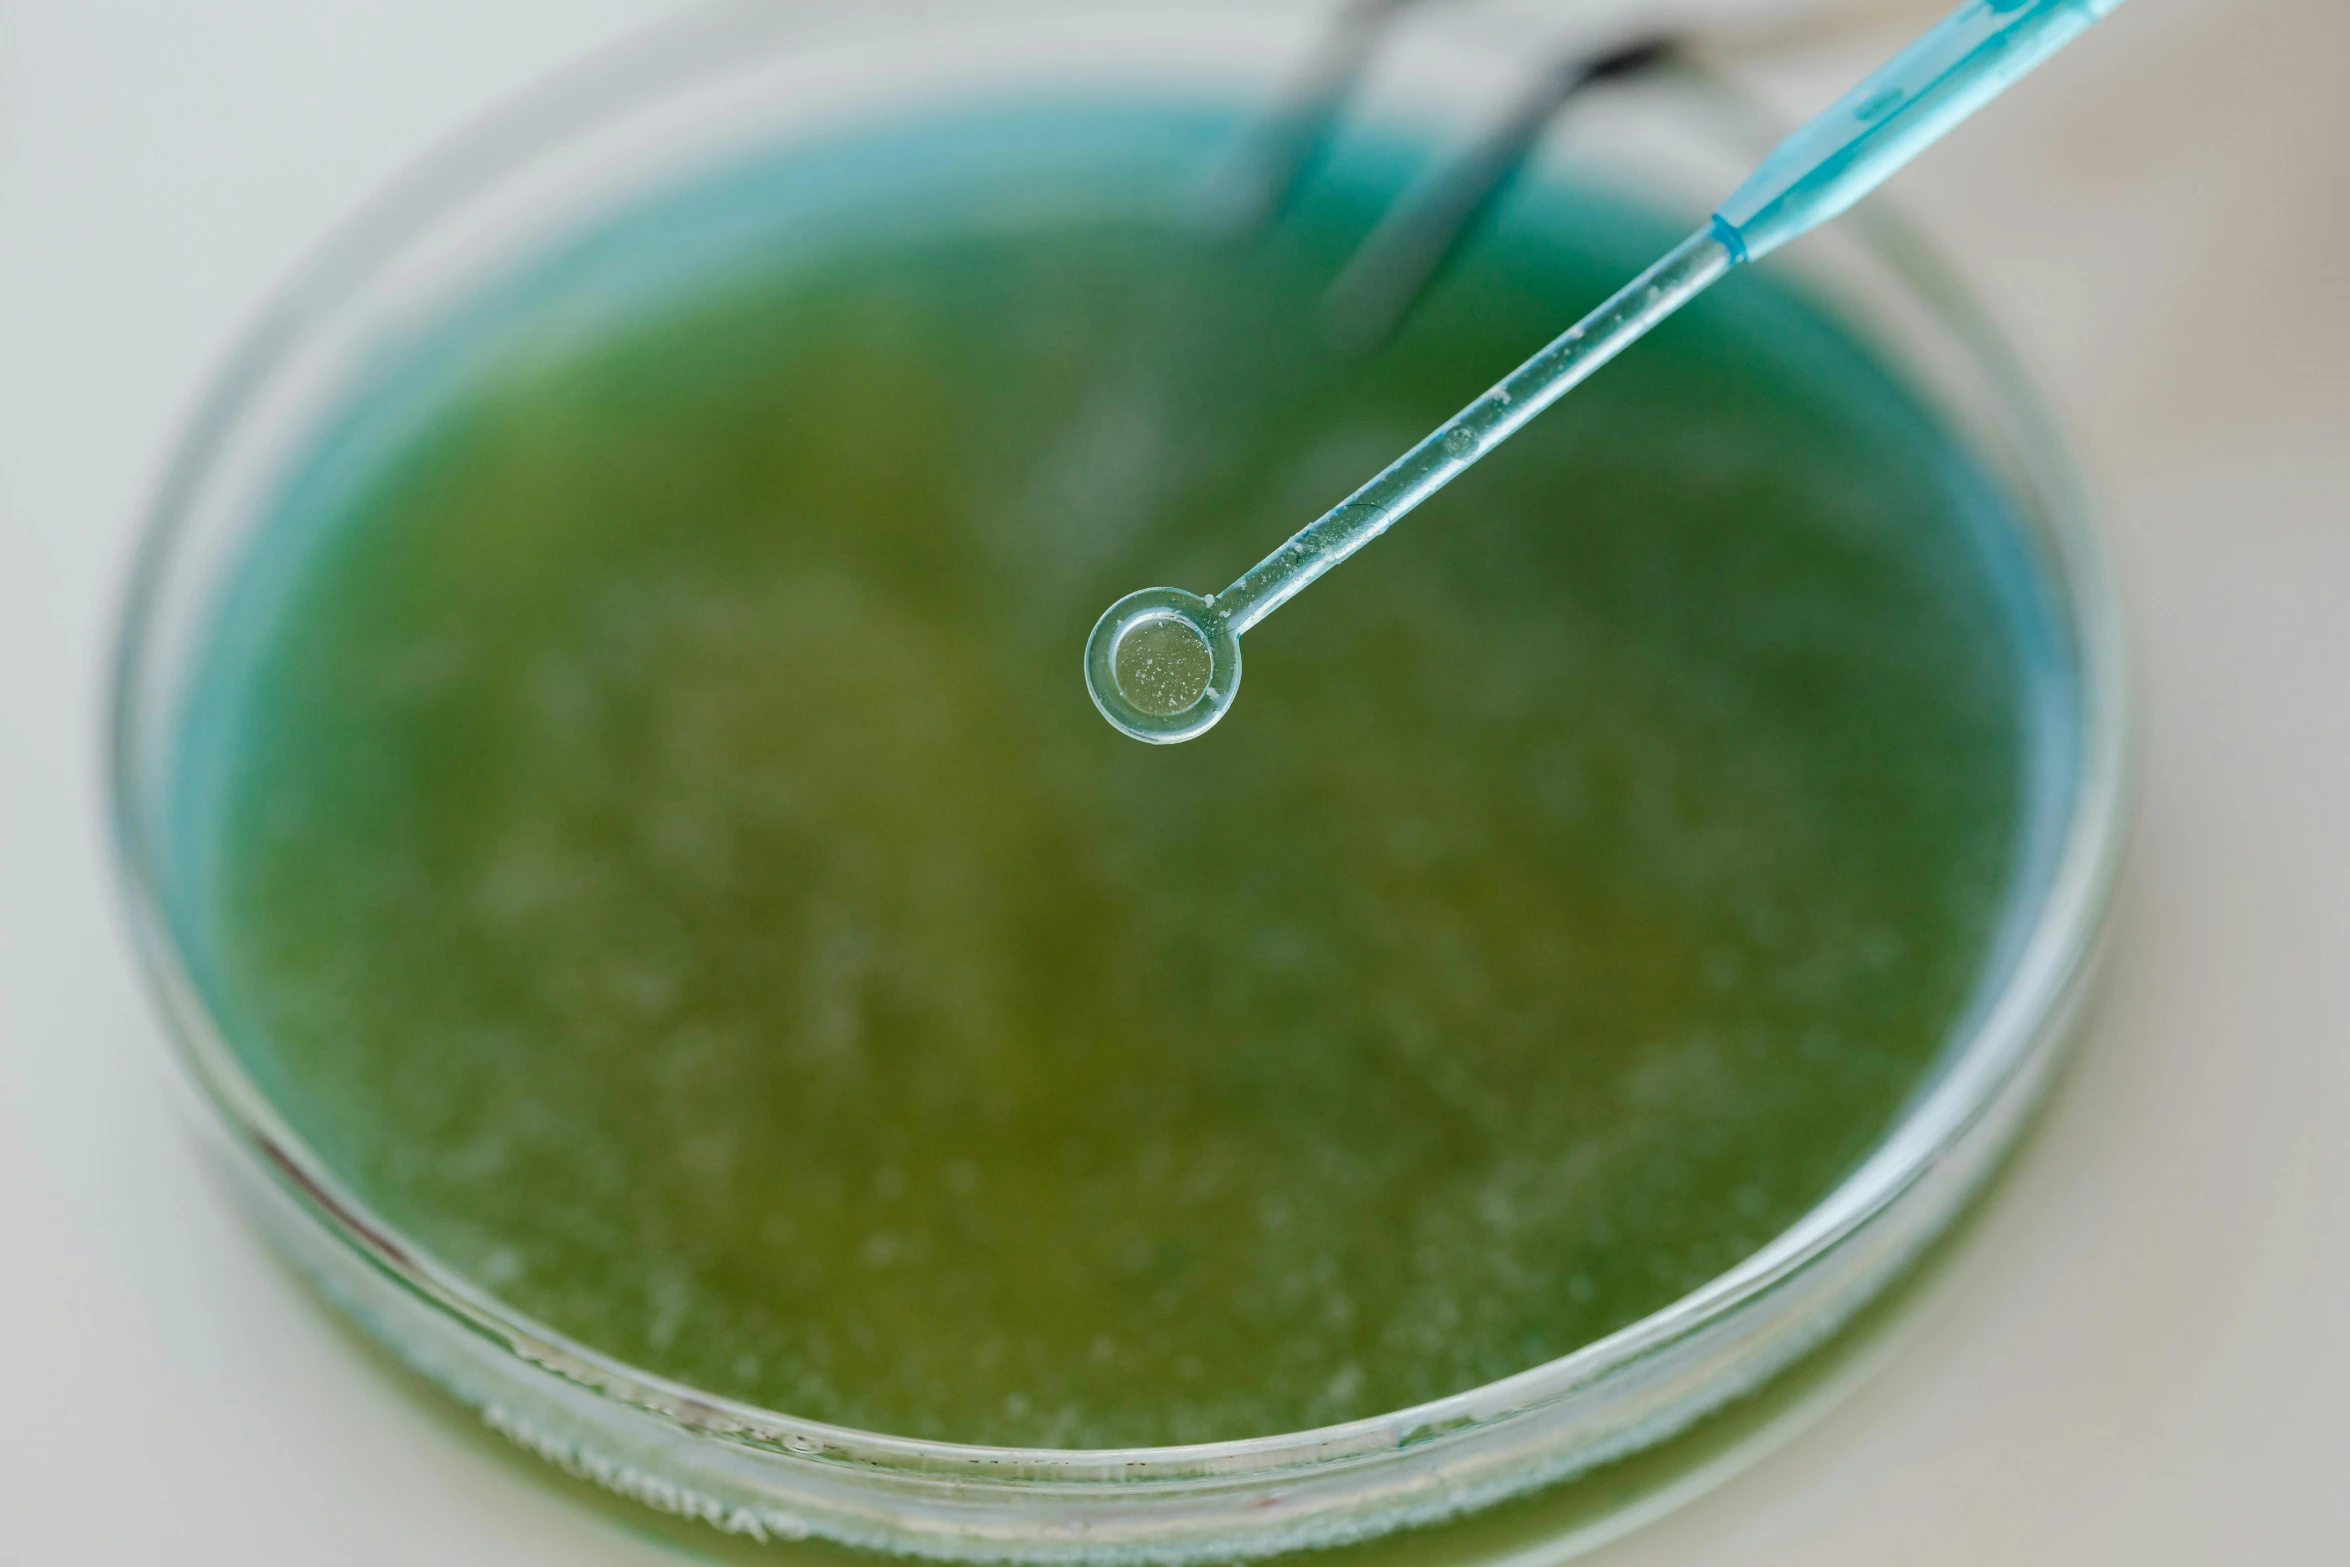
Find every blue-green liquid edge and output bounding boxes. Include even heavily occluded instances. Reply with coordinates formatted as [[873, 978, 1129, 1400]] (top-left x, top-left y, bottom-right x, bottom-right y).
[[153, 95, 2083, 1556]]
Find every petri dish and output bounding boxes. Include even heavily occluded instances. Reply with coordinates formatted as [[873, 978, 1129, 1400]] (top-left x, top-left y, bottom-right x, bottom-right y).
[[109, 3, 2126, 1562]]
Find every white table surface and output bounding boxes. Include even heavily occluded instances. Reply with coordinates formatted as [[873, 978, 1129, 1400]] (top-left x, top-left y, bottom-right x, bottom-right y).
[[5, 1, 2345, 1561]]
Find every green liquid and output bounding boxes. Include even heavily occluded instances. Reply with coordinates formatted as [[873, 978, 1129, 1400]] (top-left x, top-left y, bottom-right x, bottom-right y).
[[1112, 615, 1215, 717], [191, 109, 2046, 1450]]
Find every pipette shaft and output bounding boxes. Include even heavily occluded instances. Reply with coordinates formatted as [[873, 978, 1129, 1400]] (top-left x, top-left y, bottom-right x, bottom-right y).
[[1217, 0, 2127, 632]]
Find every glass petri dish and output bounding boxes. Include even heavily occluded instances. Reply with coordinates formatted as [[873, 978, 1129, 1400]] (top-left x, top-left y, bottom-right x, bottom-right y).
[[109, 3, 2126, 1562]]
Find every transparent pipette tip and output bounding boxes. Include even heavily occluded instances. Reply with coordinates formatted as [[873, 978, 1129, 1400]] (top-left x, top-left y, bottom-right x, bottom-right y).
[[1084, 588, 1242, 744]]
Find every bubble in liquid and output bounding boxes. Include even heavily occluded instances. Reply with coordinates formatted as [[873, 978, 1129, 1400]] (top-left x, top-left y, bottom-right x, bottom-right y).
[[1113, 614, 1214, 716]]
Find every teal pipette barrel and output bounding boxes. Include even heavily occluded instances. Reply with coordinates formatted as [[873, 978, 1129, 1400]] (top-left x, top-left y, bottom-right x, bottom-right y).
[[1086, 0, 2130, 743]]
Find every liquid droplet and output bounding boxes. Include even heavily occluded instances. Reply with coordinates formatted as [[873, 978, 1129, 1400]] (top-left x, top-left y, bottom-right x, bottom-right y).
[[1113, 614, 1214, 716]]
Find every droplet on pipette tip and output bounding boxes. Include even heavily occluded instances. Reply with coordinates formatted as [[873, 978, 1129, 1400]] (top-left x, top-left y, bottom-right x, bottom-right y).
[[1084, 586, 1242, 744], [1113, 615, 1214, 716]]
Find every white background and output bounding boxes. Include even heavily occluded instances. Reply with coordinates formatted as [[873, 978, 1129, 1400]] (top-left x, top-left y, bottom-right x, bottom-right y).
[[4, 0, 2346, 1560]]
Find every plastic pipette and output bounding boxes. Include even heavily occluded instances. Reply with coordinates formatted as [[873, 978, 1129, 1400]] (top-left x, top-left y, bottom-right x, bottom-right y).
[[1085, 0, 2130, 743]]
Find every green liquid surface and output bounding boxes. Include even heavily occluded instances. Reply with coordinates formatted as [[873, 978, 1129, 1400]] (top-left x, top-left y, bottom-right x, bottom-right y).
[[192, 110, 2044, 1449], [1113, 615, 1215, 717]]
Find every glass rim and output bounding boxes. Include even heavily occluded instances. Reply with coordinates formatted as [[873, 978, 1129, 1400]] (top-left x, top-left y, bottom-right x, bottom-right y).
[[105, 2, 2131, 1557]]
